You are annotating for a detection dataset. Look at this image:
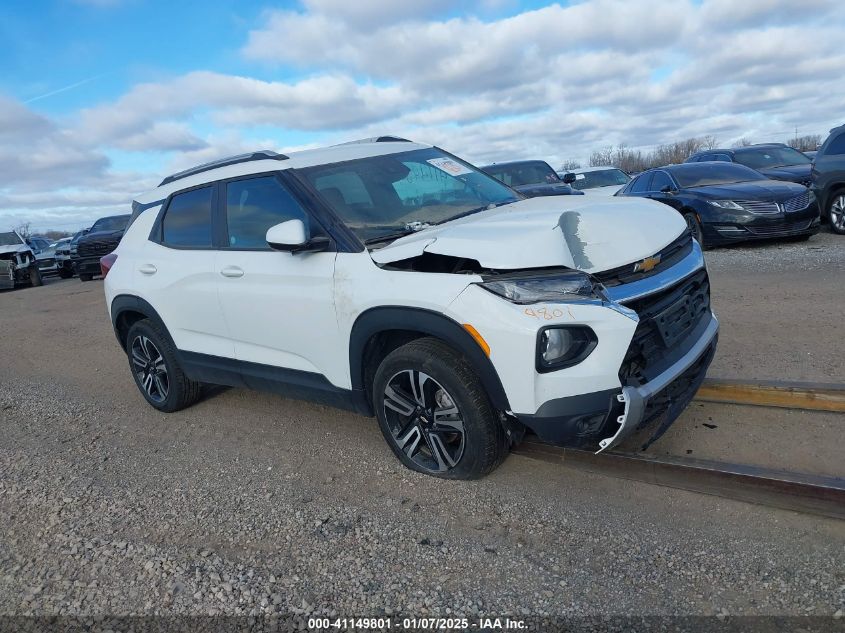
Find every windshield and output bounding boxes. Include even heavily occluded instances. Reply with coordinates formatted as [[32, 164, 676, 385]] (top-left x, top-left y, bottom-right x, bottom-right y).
[[0, 231, 24, 246], [674, 163, 767, 188], [90, 215, 130, 232], [571, 169, 630, 190], [483, 161, 560, 187], [734, 146, 811, 169], [299, 148, 520, 242]]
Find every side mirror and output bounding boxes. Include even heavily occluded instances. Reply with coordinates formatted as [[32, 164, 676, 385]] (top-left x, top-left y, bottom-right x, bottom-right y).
[[660, 185, 676, 194], [266, 219, 330, 253], [562, 172, 577, 184], [266, 219, 307, 251]]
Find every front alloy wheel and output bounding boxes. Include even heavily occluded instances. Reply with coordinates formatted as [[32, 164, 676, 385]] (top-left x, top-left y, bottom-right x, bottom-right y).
[[383, 370, 465, 473], [131, 335, 169, 403], [829, 194, 845, 235], [373, 337, 509, 479]]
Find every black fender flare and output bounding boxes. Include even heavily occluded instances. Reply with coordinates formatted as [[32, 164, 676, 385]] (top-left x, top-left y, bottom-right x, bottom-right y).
[[348, 306, 511, 413], [110, 294, 174, 351]]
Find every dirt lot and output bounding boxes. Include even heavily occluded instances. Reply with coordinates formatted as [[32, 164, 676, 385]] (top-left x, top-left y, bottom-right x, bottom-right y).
[[0, 230, 844, 622]]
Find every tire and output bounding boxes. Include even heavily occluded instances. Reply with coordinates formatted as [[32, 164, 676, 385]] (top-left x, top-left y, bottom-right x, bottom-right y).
[[683, 212, 707, 249], [79, 273, 93, 282], [58, 267, 73, 279], [828, 193, 845, 235], [29, 266, 43, 287], [372, 337, 508, 479], [126, 319, 202, 412]]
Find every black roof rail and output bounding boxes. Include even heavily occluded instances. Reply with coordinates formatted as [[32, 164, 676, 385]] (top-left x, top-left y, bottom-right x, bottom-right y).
[[159, 150, 289, 186], [337, 136, 412, 146]]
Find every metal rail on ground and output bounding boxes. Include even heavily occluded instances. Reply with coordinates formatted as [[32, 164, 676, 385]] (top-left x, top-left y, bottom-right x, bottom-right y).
[[512, 439, 845, 520], [695, 378, 845, 413]]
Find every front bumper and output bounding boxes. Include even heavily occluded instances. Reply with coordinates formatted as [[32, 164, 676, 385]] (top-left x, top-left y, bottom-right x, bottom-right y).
[[703, 203, 820, 245], [597, 314, 718, 452], [0, 260, 14, 289]]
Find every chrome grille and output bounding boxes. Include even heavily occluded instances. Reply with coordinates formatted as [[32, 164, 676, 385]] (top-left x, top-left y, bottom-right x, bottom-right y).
[[737, 200, 779, 214], [782, 191, 810, 212]]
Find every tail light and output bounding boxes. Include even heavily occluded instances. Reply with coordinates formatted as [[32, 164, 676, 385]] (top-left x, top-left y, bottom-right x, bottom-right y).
[[100, 253, 117, 277]]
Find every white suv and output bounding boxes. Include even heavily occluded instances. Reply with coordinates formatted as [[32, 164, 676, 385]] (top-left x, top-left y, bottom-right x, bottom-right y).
[[104, 138, 718, 479]]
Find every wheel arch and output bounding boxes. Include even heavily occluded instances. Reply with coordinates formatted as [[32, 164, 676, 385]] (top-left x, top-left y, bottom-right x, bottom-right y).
[[110, 295, 174, 352], [349, 306, 511, 417]]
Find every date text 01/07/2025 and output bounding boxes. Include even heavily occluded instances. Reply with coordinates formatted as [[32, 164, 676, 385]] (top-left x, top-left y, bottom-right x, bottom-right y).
[[307, 617, 527, 630]]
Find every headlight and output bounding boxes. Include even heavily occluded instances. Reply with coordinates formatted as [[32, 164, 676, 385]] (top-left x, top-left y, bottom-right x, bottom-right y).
[[536, 326, 598, 372], [479, 271, 604, 304], [708, 200, 743, 210]]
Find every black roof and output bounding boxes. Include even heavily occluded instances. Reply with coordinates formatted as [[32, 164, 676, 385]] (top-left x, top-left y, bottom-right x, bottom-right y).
[[159, 150, 289, 186]]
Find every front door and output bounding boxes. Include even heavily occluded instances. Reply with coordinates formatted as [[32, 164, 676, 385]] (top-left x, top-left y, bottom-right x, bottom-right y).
[[214, 174, 343, 387]]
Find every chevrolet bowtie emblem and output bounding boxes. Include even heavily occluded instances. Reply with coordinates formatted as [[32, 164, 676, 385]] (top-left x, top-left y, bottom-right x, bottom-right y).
[[634, 255, 661, 273]]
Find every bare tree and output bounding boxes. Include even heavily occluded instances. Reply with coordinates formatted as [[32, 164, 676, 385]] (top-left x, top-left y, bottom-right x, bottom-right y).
[[733, 137, 753, 148], [589, 146, 614, 167], [559, 159, 581, 171], [788, 134, 822, 152], [14, 222, 32, 238]]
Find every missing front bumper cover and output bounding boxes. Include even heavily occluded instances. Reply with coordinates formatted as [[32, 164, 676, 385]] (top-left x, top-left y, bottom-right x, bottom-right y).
[[596, 314, 719, 454]]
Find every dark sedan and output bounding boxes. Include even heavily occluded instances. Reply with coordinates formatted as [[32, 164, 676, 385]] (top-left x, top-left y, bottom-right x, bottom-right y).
[[481, 160, 584, 197], [685, 143, 812, 187], [616, 162, 820, 248]]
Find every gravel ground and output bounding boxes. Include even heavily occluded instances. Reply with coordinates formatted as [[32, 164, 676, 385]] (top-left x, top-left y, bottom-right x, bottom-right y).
[[703, 228, 845, 382], [705, 228, 845, 274], [1, 272, 844, 625]]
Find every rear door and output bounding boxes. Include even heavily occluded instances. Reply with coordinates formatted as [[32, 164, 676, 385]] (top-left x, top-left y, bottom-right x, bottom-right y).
[[214, 173, 342, 384], [133, 184, 234, 358]]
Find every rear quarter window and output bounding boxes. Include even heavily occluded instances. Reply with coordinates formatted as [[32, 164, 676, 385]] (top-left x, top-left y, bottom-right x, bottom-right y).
[[822, 133, 845, 156], [161, 186, 213, 248]]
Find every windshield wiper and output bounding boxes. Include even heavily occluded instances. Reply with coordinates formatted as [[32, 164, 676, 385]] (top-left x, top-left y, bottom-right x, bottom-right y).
[[364, 221, 432, 246], [434, 199, 518, 225]]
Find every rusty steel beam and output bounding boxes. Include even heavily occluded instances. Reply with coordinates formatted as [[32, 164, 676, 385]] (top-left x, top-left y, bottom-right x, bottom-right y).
[[512, 439, 845, 520], [694, 378, 845, 413]]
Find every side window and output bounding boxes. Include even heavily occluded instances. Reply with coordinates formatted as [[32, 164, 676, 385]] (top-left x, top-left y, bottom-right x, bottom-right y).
[[630, 174, 651, 194], [712, 154, 731, 162], [225, 176, 310, 249], [823, 133, 845, 156], [161, 186, 213, 248], [649, 171, 674, 192]]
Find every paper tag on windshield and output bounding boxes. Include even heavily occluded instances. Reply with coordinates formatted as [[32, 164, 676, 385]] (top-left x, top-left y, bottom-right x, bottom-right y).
[[427, 157, 472, 176]]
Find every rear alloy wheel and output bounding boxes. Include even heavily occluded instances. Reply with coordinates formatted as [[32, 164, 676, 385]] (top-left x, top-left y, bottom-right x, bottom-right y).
[[126, 319, 202, 412], [373, 337, 508, 479], [684, 212, 706, 248], [829, 194, 845, 235]]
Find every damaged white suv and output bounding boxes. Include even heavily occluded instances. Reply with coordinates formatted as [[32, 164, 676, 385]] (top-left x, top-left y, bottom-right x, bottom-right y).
[[104, 138, 718, 479]]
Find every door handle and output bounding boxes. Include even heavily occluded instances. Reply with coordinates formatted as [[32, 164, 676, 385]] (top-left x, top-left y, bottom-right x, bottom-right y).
[[220, 266, 244, 278], [138, 264, 157, 275]]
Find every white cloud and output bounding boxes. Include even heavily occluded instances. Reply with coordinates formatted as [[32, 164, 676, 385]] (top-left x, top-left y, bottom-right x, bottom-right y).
[[3, 0, 845, 229]]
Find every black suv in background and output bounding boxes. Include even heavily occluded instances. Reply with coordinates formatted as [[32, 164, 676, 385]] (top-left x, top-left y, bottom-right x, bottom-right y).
[[73, 214, 130, 281], [685, 143, 812, 186], [481, 160, 583, 197], [811, 123, 845, 234]]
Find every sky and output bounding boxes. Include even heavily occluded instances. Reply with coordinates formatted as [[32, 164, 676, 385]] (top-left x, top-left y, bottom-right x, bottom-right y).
[[1, 0, 843, 231]]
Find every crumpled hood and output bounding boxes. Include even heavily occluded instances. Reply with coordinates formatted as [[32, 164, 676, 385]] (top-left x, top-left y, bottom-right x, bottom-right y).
[[370, 195, 686, 272], [0, 243, 31, 256]]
